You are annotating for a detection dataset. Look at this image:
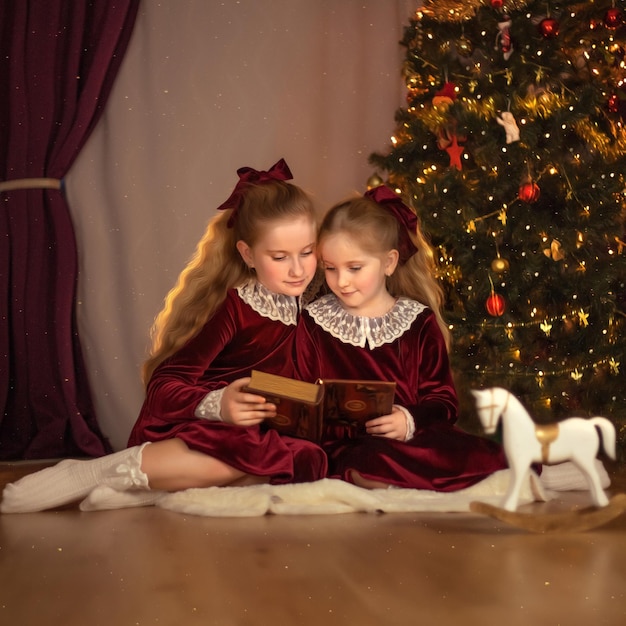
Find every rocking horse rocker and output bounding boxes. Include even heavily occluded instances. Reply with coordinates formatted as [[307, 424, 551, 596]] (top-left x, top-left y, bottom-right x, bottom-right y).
[[469, 387, 626, 532]]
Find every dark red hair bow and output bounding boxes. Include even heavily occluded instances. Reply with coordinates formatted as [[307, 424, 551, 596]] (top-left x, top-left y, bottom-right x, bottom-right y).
[[217, 158, 293, 227], [364, 185, 419, 263]]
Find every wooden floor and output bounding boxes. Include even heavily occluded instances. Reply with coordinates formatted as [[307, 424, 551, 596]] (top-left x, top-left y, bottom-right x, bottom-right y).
[[1, 460, 625, 626]]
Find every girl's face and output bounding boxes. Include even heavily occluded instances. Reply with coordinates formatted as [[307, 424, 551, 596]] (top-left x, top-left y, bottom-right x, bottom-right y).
[[320, 232, 398, 317], [236, 215, 317, 297]]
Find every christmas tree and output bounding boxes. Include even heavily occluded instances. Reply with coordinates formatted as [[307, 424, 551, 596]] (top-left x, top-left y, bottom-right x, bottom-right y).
[[370, 0, 626, 457]]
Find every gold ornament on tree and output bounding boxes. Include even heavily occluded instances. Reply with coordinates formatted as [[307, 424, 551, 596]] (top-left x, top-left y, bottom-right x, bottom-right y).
[[366, 173, 384, 190], [491, 256, 510, 273], [456, 34, 473, 57]]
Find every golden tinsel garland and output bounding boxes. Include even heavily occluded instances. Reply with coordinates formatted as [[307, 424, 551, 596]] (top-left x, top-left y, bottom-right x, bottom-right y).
[[514, 90, 567, 119], [420, 0, 532, 23], [462, 95, 498, 121], [574, 119, 626, 162]]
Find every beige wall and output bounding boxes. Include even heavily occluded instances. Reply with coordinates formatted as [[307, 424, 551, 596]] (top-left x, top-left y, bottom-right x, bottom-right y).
[[66, 0, 417, 449]]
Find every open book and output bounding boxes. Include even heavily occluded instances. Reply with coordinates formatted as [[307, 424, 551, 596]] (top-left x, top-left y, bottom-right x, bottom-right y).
[[243, 370, 396, 442]]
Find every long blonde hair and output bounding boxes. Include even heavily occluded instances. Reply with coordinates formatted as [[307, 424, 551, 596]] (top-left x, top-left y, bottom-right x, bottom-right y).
[[142, 180, 316, 384], [317, 194, 450, 347]]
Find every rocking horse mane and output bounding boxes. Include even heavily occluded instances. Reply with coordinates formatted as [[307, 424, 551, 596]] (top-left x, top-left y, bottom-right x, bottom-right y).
[[473, 387, 531, 421]]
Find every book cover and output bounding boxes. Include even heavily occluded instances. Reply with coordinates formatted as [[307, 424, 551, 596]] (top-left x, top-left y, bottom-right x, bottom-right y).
[[243, 370, 396, 442], [320, 379, 396, 427]]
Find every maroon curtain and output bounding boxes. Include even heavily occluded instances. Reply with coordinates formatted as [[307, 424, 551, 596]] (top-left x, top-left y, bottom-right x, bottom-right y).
[[0, 1, 140, 459]]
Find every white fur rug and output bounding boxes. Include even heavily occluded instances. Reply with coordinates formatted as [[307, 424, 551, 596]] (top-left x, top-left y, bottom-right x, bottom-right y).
[[157, 469, 547, 517]]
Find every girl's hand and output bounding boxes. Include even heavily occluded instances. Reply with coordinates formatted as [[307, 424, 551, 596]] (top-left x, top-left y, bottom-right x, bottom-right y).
[[220, 377, 277, 426], [365, 408, 407, 441]]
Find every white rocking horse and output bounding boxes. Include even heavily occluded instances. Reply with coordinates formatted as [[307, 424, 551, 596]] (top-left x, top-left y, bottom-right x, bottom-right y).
[[471, 387, 616, 512]]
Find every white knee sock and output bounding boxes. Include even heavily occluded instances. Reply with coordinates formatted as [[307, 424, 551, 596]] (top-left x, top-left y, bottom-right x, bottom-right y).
[[79, 485, 165, 511], [539, 459, 611, 492], [1, 443, 151, 514]]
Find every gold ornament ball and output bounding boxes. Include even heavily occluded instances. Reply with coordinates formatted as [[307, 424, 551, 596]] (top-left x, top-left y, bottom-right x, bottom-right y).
[[367, 173, 384, 189], [491, 257, 510, 273], [456, 35, 473, 57]]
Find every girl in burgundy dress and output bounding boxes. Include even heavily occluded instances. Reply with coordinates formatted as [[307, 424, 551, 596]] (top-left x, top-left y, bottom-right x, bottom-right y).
[[2, 159, 328, 513], [296, 185, 509, 491]]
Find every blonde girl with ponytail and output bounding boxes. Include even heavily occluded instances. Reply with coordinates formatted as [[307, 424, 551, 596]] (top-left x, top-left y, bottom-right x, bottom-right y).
[[2, 159, 328, 514]]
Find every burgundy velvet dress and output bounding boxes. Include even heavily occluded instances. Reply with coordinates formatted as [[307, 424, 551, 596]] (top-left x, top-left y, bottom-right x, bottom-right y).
[[296, 294, 507, 491], [128, 281, 327, 483]]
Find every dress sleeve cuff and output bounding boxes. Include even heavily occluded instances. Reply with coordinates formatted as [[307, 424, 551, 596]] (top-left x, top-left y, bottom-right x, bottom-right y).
[[393, 404, 415, 442], [195, 388, 226, 421]]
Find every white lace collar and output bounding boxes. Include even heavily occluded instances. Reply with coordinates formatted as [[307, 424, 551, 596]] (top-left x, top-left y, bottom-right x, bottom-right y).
[[305, 293, 427, 349], [237, 280, 300, 326]]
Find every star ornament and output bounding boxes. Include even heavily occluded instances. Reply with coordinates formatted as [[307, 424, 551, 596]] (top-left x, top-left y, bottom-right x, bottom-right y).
[[540, 320, 552, 336], [570, 368, 583, 382], [445, 135, 464, 170], [609, 358, 620, 375], [577, 309, 589, 327]]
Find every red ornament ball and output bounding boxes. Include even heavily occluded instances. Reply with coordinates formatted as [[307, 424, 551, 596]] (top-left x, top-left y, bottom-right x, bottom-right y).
[[518, 181, 541, 203], [486, 293, 506, 317], [608, 93, 620, 114], [490, 0, 504, 8], [604, 8, 623, 29], [539, 17, 559, 38]]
